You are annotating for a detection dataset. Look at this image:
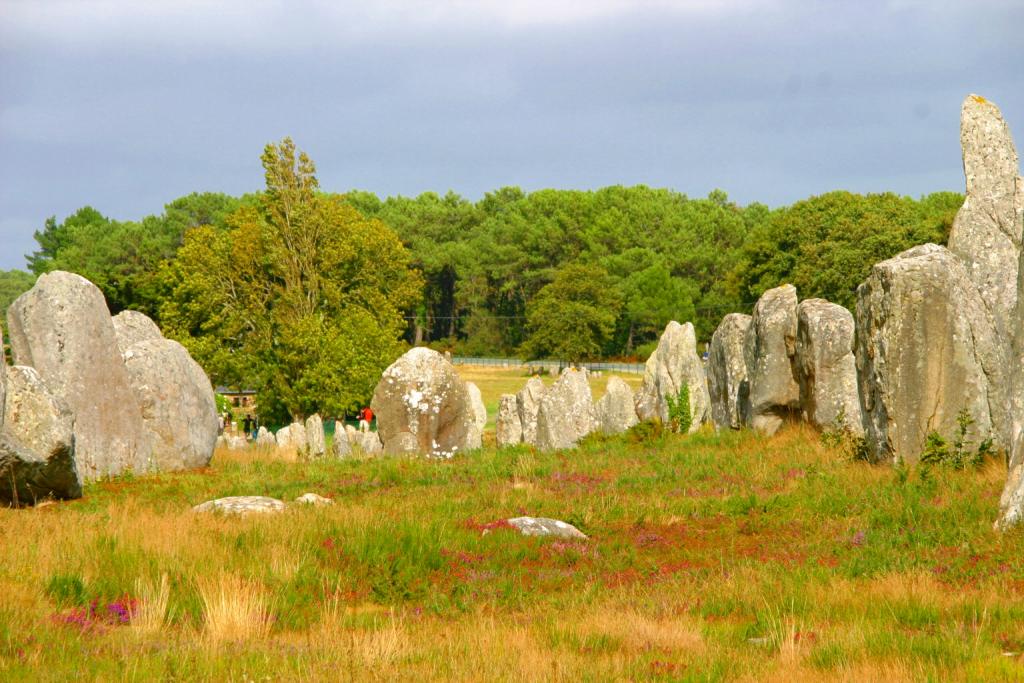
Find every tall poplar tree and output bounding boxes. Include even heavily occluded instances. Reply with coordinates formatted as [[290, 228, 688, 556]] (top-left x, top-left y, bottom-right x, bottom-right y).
[[160, 138, 423, 422]]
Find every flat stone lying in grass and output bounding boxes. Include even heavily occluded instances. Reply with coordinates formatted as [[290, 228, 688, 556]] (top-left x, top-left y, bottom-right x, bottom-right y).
[[192, 495, 285, 515], [506, 516, 587, 539], [295, 492, 333, 506]]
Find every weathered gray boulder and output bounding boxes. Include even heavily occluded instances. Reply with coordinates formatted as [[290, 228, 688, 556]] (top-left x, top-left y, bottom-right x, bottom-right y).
[[7, 271, 150, 480], [635, 321, 710, 432], [595, 376, 638, 435], [111, 310, 163, 352], [305, 414, 326, 458], [290, 422, 307, 451], [192, 496, 285, 515], [275, 425, 293, 449], [331, 424, 351, 457], [121, 338, 219, 471], [535, 369, 596, 451], [496, 394, 522, 447], [371, 347, 480, 458], [795, 300, 863, 435], [744, 285, 800, 435], [355, 430, 383, 455], [506, 517, 587, 539], [947, 94, 1023, 339], [255, 426, 275, 447], [295, 492, 333, 506], [3, 366, 74, 472], [466, 381, 487, 441], [708, 313, 751, 430], [227, 435, 248, 450], [855, 244, 1008, 463], [998, 234, 1024, 530], [517, 377, 546, 446], [0, 365, 80, 504]]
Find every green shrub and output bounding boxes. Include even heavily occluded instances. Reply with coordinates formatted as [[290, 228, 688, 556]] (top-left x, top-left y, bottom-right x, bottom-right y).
[[920, 409, 989, 470], [665, 384, 691, 434]]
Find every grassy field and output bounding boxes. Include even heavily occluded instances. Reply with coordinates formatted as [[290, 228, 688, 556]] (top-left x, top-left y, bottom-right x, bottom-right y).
[[1, 368, 1023, 681], [454, 365, 644, 428]]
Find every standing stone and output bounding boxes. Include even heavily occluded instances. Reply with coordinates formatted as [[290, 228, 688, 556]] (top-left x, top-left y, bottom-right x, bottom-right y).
[[466, 381, 488, 439], [634, 321, 710, 433], [595, 376, 639, 435], [0, 365, 80, 504], [517, 377, 546, 446], [708, 313, 751, 430], [947, 94, 1023, 339], [744, 285, 800, 435], [998, 244, 1024, 529], [275, 426, 292, 449], [7, 271, 150, 480], [535, 369, 596, 450], [496, 394, 522, 447], [855, 244, 1008, 463], [121, 338, 219, 471], [305, 414, 326, 458], [358, 430, 383, 455], [255, 426, 275, 447], [288, 422, 307, 452], [112, 309, 217, 471], [331, 423, 351, 458], [111, 310, 163, 350], [795, 300, 863, 435], [371, 347, 480, 458]]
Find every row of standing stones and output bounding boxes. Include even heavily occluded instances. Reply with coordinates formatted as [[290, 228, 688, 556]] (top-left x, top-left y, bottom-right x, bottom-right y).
[[0, 271, 219, 505], [367, 94, 1024, 532], [5, 94, 1022, 535]]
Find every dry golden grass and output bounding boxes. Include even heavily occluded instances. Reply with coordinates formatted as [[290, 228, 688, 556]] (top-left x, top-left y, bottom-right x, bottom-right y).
[[3, 425, 1022, 681], [197, 574, 271, 644], [131, 573, 170, 636]]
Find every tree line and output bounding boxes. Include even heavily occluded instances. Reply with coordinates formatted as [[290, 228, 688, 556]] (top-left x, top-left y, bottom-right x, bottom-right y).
[[4, 138, 962, 420]]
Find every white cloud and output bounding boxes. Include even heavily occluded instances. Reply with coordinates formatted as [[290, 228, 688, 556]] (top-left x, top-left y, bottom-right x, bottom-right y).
[[0, 0, 771, 51]]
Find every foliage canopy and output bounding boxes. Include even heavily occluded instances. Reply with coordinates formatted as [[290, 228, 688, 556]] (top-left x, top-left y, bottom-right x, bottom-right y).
[[159, 139, 422, 422]]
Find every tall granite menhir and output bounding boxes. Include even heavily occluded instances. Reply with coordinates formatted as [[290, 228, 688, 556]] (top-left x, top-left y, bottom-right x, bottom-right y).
[[743, 285, 800, 435], [855, 244, 1008, 463], [947, 94, 1023, 339], [8, 272, 152, 480], [708, 313, 750, 430], [635, 321, 709, 433], [794, 299, 862, 435]]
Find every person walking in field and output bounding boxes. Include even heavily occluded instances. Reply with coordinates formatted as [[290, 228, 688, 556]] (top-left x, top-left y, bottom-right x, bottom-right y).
[[359, 407, 374, 433]]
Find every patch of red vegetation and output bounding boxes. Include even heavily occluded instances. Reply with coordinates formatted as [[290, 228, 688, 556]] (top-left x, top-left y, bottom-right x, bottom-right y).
[[604, 567, 643, 588], [52, 596, 138, 632]]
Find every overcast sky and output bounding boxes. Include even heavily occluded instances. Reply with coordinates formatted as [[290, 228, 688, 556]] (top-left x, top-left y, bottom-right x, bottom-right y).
[[1, 0, 1021, 270]]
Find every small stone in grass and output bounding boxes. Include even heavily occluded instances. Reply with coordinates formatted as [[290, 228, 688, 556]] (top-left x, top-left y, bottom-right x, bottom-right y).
[[506, 516, 587, 539], [295, 492, 333, 506], [192, 495, 285, 515]]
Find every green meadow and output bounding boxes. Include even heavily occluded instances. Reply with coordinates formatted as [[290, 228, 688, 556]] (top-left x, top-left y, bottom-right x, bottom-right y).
[[2, 363, 1023, 682]]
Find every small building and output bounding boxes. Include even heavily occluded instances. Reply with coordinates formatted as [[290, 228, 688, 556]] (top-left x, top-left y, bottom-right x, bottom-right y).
[[215, 386, 257, 409]]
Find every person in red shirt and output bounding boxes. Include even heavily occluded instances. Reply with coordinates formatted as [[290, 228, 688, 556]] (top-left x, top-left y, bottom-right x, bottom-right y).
[[359, 406, 374, 433]]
